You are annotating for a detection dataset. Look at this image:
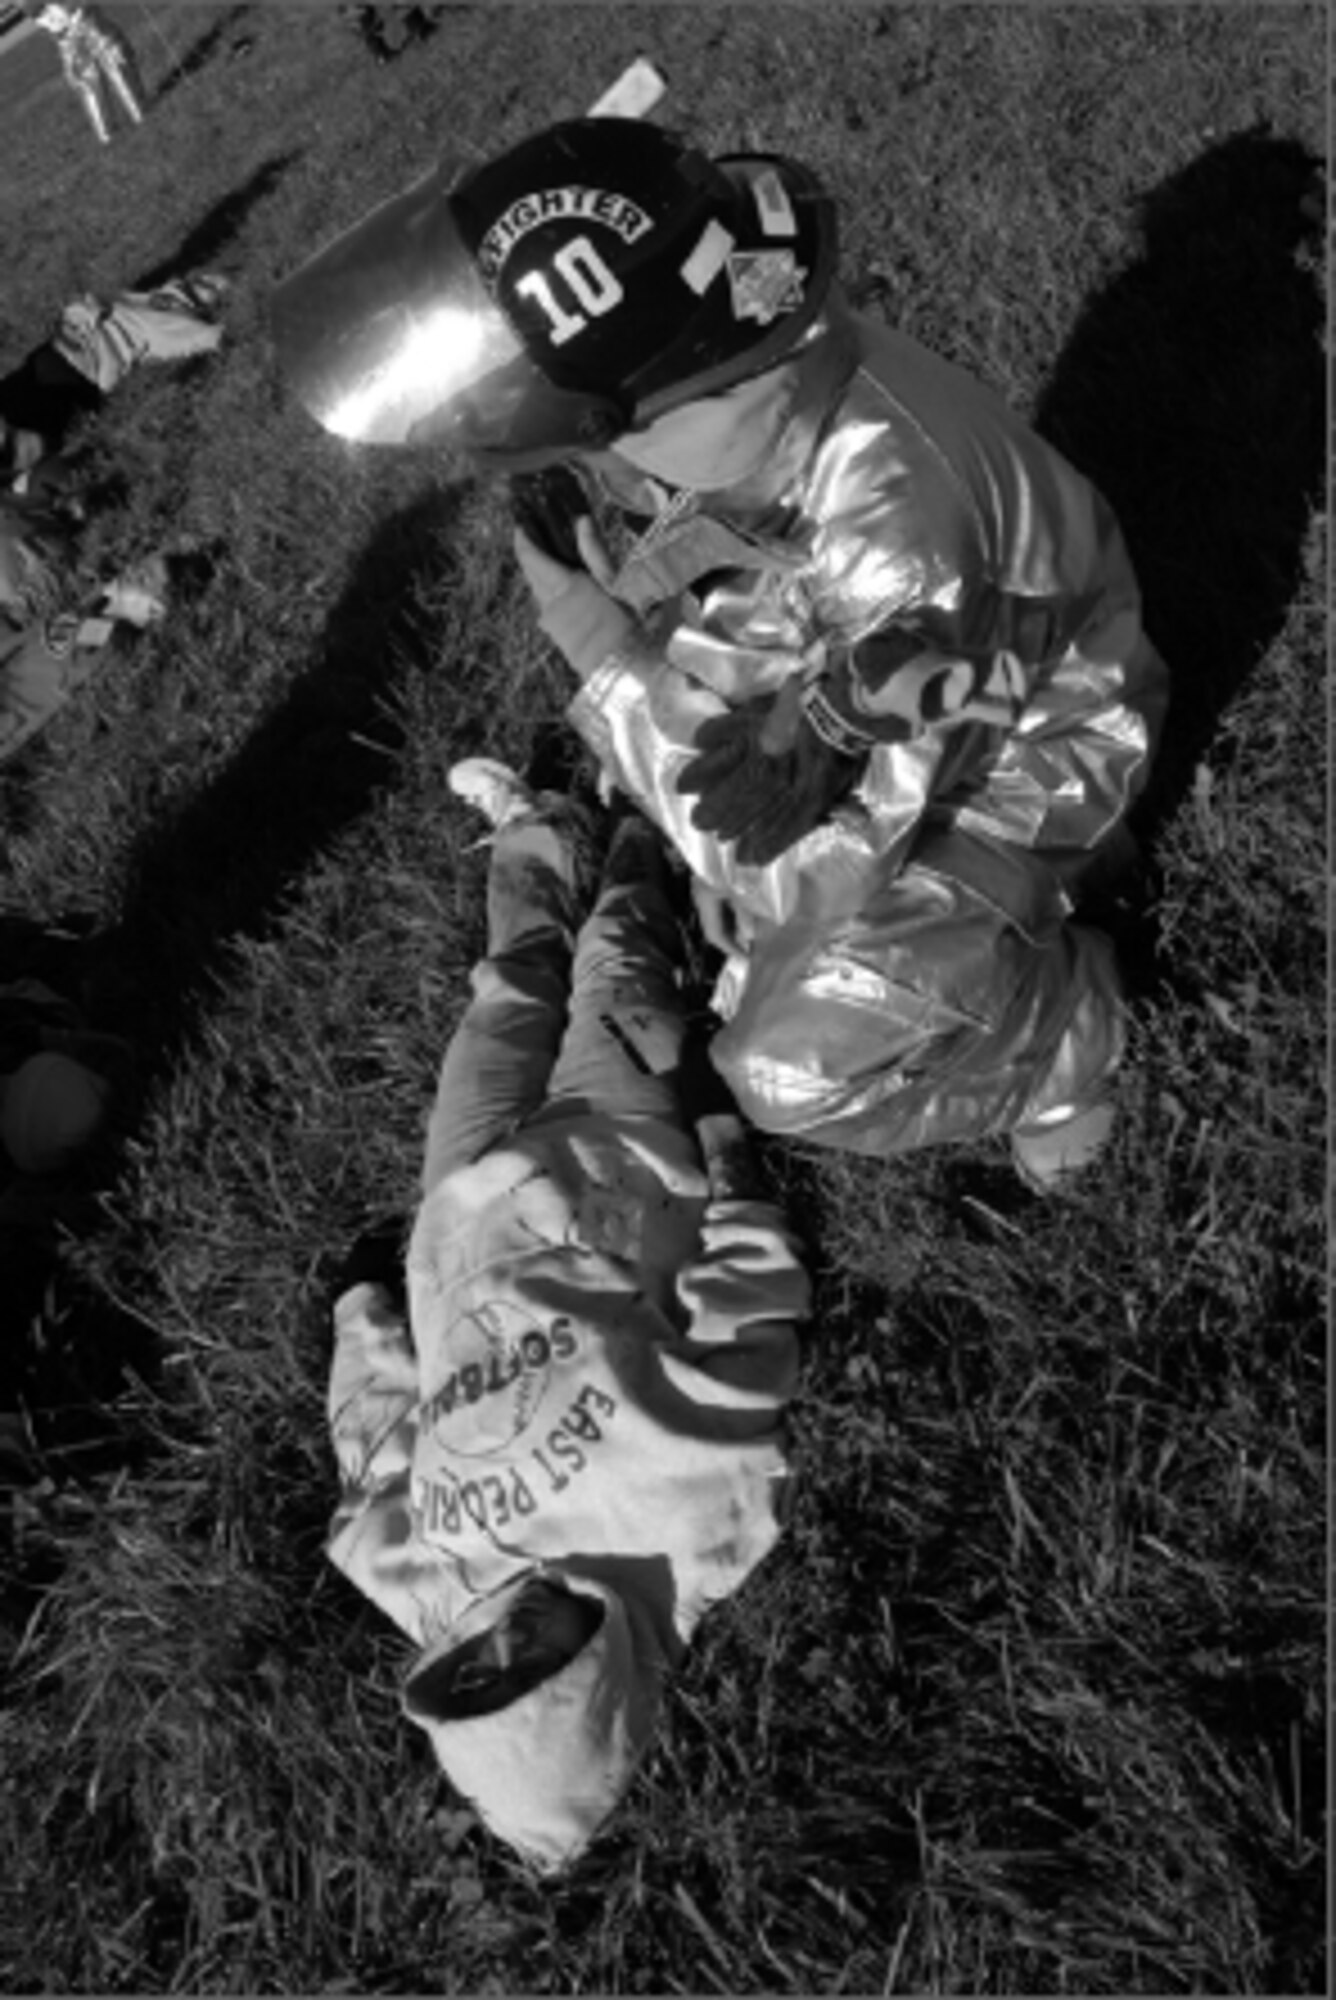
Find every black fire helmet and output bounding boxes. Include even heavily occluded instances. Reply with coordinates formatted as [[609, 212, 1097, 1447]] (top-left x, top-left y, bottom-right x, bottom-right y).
[[271, 118, 838, 470]]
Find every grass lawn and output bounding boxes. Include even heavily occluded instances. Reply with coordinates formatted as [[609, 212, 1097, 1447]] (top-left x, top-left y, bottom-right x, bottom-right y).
[[0, 3, 1327, 1992]]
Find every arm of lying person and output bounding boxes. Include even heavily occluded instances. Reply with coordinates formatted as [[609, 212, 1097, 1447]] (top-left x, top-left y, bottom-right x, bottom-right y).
[[668, 1180, 811, 1414], [327, 1276, 419, 1491], [324, 1277, 465, 1647]]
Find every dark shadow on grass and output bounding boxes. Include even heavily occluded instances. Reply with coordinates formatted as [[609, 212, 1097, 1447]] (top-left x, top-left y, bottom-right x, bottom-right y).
[[1182, 1640, 1324, 1991], [144, 3, 255, 104], [130, 151, 300, 291], [2, 1208, 158, 1474], [1, 1099, 161, 1656], [1032, 128, 1325, 839], [0, 490, 463, 1508], [106, 485, 464, 1075]]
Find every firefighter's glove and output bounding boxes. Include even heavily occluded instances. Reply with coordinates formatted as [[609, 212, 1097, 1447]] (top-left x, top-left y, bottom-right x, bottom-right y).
[[676, 675, 870, 868], [514, 518, 635, 685]]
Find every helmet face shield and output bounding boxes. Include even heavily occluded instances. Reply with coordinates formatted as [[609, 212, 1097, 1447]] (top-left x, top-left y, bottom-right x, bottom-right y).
[[271, 162, 621, 461], [271, 164, 525, 447]]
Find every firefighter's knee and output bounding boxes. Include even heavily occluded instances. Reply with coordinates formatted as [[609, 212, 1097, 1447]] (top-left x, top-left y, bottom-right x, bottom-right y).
[[709, 1017, 859, 1138]]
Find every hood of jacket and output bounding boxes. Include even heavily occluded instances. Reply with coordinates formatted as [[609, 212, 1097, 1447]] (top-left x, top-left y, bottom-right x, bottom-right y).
[[401, 1569, 667, 1874]]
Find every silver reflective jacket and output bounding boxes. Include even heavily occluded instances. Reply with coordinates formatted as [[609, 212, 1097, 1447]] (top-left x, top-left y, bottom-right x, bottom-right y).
[[568, 297, 1168, 1155]]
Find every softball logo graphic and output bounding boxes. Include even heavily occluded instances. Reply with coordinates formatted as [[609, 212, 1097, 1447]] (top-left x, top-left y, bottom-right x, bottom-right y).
[[422, 1302, 577, 1458]]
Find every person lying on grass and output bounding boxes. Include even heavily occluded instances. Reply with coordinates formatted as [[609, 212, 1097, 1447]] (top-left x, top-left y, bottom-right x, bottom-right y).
[[273, 118, 1168, 1191], [325, 763, 808, 1874], [0, 490, 139, 766], [0, 488, 216, 768], [0, 273, 228, 764], [0, 270, 229, 503]]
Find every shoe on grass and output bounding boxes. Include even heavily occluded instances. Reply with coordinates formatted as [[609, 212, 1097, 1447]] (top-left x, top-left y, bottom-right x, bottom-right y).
[[448, 757, 541, 833], [1010, 1097, 1116, 1195], [448, 756, 604, 897], [99, 557, 168, 629]]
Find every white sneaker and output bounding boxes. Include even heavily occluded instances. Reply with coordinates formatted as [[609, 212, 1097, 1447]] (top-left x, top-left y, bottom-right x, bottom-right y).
[[100, 557, 168, 628], [447, 758, 540, 833]]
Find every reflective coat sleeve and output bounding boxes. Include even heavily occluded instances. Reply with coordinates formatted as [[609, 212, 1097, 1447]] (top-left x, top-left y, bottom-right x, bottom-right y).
[[794, 318, 1168, 855]]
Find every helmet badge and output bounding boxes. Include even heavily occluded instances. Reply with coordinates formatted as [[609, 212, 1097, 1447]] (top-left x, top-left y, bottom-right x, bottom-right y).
[[677, 165, 808, 325], [725, 249, 807, 326]]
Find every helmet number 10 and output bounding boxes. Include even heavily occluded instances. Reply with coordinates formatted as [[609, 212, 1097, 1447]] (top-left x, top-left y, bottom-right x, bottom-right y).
[[513, 236, 625, 347]]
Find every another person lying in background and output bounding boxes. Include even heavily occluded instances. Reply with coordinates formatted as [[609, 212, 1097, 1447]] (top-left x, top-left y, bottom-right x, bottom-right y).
[[0, 489, 210, 767], [0, 274, 228, 762], [0, 272, 229, 499]]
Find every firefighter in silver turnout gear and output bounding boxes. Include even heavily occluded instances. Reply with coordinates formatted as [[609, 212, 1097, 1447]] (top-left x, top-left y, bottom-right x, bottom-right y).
[[272, 120, 1169, 1188], [31, 3, 145, 145]]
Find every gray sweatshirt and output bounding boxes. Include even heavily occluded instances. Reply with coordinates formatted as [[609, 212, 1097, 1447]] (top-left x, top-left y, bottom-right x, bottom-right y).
[[327, 1103, 809, 1871]]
